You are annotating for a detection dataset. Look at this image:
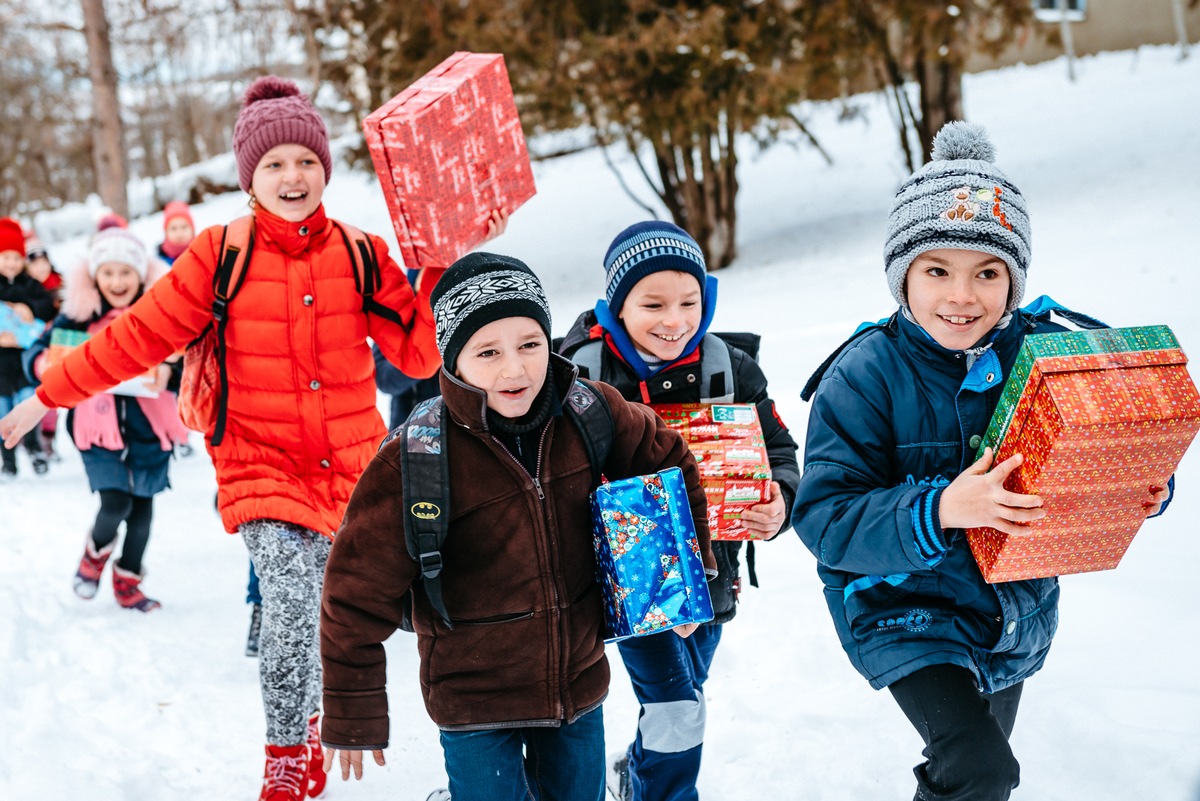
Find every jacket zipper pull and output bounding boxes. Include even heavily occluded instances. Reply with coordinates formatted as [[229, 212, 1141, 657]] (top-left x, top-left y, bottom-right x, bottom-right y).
[[533, 477, 545, 500]]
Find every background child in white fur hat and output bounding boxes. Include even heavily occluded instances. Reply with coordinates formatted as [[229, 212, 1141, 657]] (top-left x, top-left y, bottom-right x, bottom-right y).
[[23, 227, 189, 612]]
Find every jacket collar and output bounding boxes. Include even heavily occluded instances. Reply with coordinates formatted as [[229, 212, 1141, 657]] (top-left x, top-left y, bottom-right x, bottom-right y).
[[252, 204, 330, 257], [440, 353, 580, 435]]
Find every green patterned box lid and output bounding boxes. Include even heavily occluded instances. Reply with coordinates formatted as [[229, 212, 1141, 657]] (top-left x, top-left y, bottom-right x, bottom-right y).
[[975, 325, 1183, 460], [49, 328, 90, 348]]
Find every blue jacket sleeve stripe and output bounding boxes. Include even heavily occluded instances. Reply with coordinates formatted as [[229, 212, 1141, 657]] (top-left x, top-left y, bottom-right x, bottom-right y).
[[911, 487, 948, 566]]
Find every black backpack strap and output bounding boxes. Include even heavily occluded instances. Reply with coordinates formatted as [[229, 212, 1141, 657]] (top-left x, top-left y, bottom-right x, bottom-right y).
[[712, 331, 761, 362], [332, 220, 407, 328], [210, 217, 255, 446], [699, 334, 735, 403], [399, 395, 454, 629], [570, 339, 604, 381], [800, 316, 895, 402], [563, 379, 614, 487]]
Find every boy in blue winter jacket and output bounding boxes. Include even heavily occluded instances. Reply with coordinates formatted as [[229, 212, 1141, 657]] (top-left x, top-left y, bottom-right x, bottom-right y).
[[558, 221, 801, 801], [792, 122, 1170, 801]]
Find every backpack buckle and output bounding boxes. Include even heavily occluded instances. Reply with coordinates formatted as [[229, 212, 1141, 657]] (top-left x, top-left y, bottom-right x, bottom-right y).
[[211, 297, 229, 323], [418, 551, 443, 579]]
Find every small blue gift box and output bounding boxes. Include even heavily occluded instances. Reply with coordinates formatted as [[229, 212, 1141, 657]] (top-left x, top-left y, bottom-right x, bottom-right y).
[[0, 305, 43, 349], [591, 467, 714, 643]]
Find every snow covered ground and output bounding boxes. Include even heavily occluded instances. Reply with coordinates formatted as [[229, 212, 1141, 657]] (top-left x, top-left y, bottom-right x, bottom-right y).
[[3, 46, 1200, 800]]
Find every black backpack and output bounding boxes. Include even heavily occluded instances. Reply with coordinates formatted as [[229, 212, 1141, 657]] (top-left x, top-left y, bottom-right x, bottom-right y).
[[391, 378, 614, 631]]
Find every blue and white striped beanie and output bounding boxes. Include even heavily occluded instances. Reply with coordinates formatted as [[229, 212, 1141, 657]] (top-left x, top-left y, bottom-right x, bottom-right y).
[[603, 221, 707, 313], [884, 122, 1031, 311]]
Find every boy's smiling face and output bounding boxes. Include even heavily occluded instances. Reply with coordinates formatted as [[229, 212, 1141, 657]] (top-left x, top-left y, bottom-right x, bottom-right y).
[[455, 316, 550, 418], [905, 248, 1010, 351], [250, 144, 326, 222], [618, 270, 703, 363]]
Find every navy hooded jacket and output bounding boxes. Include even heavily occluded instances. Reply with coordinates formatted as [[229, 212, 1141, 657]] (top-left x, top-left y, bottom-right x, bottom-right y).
[[792, 308, 1072, 693]]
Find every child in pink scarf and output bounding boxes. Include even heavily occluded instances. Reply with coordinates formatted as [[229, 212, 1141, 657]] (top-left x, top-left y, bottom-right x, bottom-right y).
[[26, 228, 188, 611]]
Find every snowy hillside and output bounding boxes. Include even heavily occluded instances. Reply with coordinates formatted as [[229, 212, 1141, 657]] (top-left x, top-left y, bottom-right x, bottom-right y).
[[2, 46, 1199, 801]]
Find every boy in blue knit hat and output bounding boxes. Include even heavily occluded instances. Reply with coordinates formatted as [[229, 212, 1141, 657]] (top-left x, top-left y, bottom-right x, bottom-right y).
[[792, 121, 1171, 801], [558, 221, 800, 801]]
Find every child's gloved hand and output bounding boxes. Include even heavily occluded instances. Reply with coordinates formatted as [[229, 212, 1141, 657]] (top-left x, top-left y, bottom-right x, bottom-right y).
[[323, 746, 386, 781], [1143, 484, 1170, 517], [938, 447, 1045, 535], [740, 481, 787, 540]]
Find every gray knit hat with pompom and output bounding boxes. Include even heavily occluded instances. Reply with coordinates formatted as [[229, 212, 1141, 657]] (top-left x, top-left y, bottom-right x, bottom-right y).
[[883, 121, 1031, 311]]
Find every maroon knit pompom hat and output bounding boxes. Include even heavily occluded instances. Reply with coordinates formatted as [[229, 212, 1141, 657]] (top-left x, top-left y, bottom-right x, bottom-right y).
[[231, 76, 332, 193]]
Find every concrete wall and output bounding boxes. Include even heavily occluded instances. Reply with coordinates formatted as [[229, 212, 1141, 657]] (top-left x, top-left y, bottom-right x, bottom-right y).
[[969, 0, 1200, 71]]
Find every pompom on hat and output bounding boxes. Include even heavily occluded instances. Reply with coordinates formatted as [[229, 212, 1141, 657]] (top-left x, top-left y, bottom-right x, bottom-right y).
[[96, 212, 128, 232], [0, 217, 25, 256], [232, 76, 332, 193], [88, 228, 149, 279], [883, 121, 1032, 311], [430, 252, 552, 373]]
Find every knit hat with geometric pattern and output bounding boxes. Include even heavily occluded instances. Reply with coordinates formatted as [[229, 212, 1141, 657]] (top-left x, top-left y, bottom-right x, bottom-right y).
[[884, 121, 1031, 311], [430, 252, 552, 372], [232, 76, 332, 193]]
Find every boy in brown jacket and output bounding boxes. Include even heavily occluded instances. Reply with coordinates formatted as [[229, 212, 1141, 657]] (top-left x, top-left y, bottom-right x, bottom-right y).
[[320, 252, 716, 801]]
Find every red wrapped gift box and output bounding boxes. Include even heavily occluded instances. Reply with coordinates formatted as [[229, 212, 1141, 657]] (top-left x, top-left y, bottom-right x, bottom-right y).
[[653, 404, 772, 540], [362, 51, 537, 271], [967, 326, 1200, 582]]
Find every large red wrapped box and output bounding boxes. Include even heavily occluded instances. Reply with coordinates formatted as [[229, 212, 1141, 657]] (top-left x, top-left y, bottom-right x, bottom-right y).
[[653, 404, 772, 540], [967, 326, 1200, 582], [362, 51, 537, 271]]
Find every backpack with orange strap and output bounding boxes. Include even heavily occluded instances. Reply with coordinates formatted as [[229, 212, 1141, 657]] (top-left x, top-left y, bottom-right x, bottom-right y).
[[178, 215, 406, 446]]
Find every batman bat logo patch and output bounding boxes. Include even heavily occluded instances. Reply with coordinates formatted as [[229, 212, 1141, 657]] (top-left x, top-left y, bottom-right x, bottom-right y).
[[410, 502, 441, 520]]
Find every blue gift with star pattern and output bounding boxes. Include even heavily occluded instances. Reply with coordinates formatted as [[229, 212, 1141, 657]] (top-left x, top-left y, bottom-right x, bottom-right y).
[[591, 467, 714, 643]]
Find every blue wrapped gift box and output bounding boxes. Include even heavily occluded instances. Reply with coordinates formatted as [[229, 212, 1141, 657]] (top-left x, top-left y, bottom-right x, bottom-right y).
[[591, 467, 714, 643]]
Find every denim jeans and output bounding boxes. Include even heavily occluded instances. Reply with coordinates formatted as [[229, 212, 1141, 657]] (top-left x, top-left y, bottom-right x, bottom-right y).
[[616, 624, 723, 801], [439, 706, 606, 801]]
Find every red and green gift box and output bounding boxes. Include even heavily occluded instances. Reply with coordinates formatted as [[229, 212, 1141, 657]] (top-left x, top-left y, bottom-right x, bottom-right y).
[[967, 325, 1200, 582], [362, 51, 537, 272], [652, 404, 773, 541]]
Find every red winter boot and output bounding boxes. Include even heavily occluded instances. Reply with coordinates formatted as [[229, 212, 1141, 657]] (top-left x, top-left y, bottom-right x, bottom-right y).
[[306, 713, 327, 798], [111, 565, 162, 612], [259, 744, 309, 801], [73, 535, 115, 599]]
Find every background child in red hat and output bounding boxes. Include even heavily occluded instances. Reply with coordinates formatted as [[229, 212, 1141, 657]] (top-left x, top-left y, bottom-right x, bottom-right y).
[[0, 217, 54, 477]]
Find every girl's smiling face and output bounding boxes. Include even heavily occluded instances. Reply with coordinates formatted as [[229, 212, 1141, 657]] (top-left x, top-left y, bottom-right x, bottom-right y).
[[250, 144, 326, 222], [164, 217, 194, 246], [94, 262, 143, 309], [905, 248, 1010, 350]]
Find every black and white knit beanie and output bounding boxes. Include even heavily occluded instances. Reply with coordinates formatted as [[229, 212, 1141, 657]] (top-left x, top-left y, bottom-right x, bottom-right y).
[[430, 252, 552, 372], [884, 121, 1031, 311]]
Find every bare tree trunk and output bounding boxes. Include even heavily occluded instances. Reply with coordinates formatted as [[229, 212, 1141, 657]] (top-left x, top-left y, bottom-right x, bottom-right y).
[[916, 53, 964, 157], [1058, 0, 1077, 81], [81, 0, 127, 218], [1172, 0, 1191, 59]]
